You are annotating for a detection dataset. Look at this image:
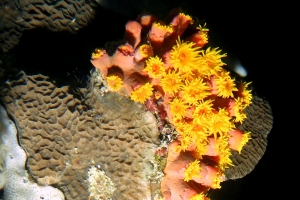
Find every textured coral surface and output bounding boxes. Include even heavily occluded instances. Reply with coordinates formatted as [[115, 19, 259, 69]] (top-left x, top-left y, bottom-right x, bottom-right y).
[[0, 70, 161, 200], [0, 104, 65, 200], [225, 93, 273, 179], [0, 0, 99, 52]]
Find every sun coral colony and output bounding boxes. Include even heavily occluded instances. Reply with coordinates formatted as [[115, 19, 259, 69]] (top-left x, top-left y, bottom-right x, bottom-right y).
[[91, 10, 252, 200]]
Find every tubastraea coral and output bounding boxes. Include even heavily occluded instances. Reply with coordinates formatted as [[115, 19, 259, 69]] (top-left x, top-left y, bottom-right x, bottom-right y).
[[0, 104, 65, 200], [91, 8, 273, 200]]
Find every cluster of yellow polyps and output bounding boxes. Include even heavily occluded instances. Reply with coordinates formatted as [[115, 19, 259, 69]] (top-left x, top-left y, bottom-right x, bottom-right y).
[[92, 11, 253, 198], [128, 26, 252, 187]]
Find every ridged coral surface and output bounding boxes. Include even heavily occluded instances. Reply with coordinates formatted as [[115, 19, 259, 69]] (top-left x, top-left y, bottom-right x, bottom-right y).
[[0, 0, 99, 52], [0, 104, 65, 200], [0, 70, 161, 200], [225, 93, 273, 180]]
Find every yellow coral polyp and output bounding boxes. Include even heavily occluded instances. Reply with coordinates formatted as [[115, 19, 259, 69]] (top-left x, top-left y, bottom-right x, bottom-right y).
[[170, 98, 188, 119], [200, 47, 227, 76], [208, 109, 235, 139], [130, 83, 153, 103], [215, 71, 238, 98], [106, 75, 123, 91], [238, 131, 251, 153], [181, 78, 210, 105], [184, 160, 201, 182], [177, 135, 192, 152], [211, 172, 223, 189], [233, 97, 248, 123], [197, 23, 209, 45], [143, 56, 166, 78], [91, 48, 105, 59], [190, 193, 209, 200], [160, 71, 182, 95], [139, 44, 154, 59], [193, 100, 214, 118], [238, 82, 252, 107], [217, 134, 234, 170], [170, 39, 200, 76], [234, 111, 247, 123]]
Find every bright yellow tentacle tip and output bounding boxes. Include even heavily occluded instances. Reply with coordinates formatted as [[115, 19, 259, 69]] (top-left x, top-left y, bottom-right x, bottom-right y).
[[137, 44, 154, 61], [130, 83, 153, 103], [184, 160, 201, 182], [218, 134, 234, 170], [238, 131, 251, 154], [170, 98, 188, 119], [215, 71, 238, 98], [211, 172, 223, 189], [106, 75, 123, 91], [170, 38, 200, 75], [181, 78, 210, 105], [200, 47, 227, 76], [91, 48, 104, 59], [160, 71, 182, 95], [152, 22, 173, 33], [238, 81, 252, 107], [190, 193, 210, 200], [140, 44, 153, 57], [197, 23, 209, 45], [208, 109, 234, 139], [193, 99, 214, 118], [178, 13, 193, 24], [143, 56, 166, 78]]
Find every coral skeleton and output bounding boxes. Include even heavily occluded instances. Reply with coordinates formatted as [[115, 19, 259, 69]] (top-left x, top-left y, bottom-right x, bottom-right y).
[[91, 8, 253, 200]]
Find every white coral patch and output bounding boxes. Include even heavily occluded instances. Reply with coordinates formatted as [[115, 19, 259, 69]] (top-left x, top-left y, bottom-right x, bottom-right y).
[[87, 165, 116, 199], [0, 105, 65, 200]]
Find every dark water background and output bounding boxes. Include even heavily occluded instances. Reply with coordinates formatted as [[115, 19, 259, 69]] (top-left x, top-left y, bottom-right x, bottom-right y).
[[0, 1, 279, 199]]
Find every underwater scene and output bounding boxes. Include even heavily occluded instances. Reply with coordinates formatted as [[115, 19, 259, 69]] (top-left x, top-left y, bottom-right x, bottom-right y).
[[0, 1, 276, 200]]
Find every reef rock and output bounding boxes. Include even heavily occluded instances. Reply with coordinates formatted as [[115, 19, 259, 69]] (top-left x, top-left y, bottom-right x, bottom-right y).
[[0, 70, 161, 200]]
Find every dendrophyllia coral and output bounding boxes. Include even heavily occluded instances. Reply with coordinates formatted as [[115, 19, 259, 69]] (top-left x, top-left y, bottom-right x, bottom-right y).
[[91, 9, 252, 200]]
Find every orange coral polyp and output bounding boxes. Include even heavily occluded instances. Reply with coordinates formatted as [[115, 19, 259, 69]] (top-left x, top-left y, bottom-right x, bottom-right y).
[[125, 20, 142, 48], [235, 82, 252, 107], [171, 13, 193, 36], [91, 48, 105, 59], [143, 56, 165, 78], [200, 47, 227, 76], [170, 39, 200, 75], [181, 78, 210, 105], [215, 71, 238, 98], [208, 109, 234, 139], [170, 98, 188, 119], [130, 83, 153, 103], [148, 22, 172, 44], [106, 75, 123, 91], [228, 129, 251, 153], [192, 100, 214, 118], [118, 44, 134, 56], [160, 71, 182, 95], [184, 160, 201, 182], [134, 44, 153, 62]]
